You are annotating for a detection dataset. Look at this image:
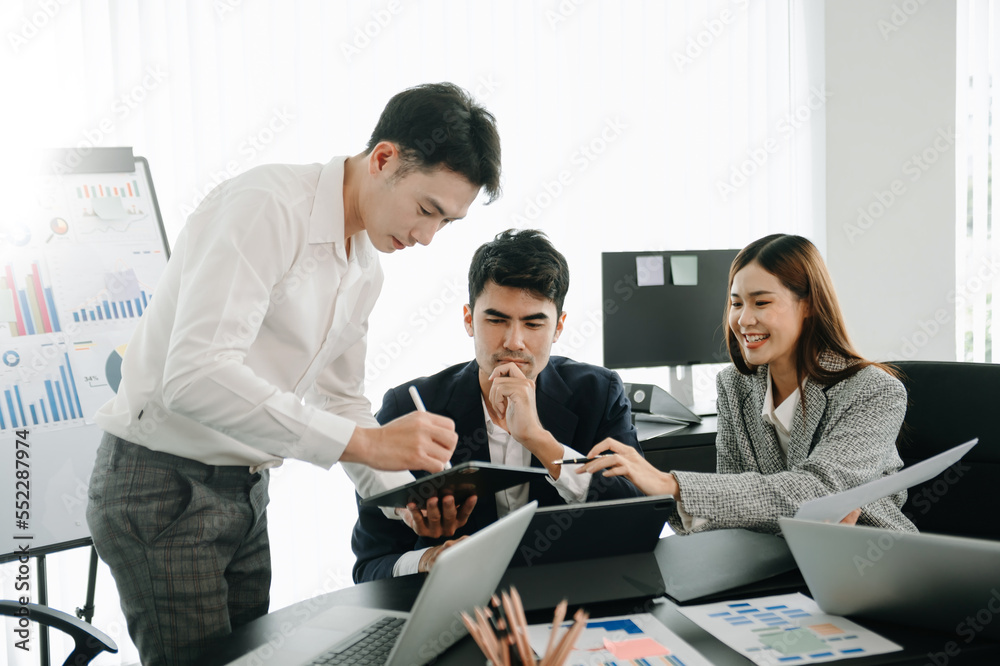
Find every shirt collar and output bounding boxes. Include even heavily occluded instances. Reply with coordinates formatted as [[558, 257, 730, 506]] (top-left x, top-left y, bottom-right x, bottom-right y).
[[481, 397, 500, 436], [761, 365, 801, 433], [308, 156, 377, 269]]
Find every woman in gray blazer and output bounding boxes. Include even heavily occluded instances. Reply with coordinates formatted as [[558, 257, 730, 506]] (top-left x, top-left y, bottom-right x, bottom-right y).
[[580, 234, 917, 535]]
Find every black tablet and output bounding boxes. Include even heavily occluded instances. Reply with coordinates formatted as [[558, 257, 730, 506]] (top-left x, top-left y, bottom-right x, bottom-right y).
[[359, 461, 548, 509], [509, 495, 675, 567]]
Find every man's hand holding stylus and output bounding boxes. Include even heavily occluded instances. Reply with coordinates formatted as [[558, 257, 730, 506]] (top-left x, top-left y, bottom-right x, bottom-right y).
[[342, 411, 458, 473]]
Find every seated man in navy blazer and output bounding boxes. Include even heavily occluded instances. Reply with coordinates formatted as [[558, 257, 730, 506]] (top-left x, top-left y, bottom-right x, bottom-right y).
[[352, 228, 643, 582]]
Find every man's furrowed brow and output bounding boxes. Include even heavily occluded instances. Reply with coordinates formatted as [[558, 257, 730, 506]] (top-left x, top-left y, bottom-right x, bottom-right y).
[[522, 312, 550, 321], [483, 308, 511, 319]]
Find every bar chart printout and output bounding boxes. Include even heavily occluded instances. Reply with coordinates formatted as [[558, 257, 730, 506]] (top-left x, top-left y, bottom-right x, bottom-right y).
[[677, 593, 902, 665], [526, 613, 712, 666], [0, 341, 85, 432]]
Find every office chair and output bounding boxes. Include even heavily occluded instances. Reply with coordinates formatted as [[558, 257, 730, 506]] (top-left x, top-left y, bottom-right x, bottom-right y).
[[0, 600, 118, 665], [888, 360, 1000, 541]]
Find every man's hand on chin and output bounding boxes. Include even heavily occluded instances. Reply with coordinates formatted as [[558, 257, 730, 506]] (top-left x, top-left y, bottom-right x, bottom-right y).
[[487, 362, 564, 478]]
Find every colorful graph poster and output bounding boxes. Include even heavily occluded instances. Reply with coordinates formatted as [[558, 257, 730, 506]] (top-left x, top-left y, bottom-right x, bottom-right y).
[[0, 159, 169, 427], [1, 148, 170, 560], [677, 593, 902, 665]]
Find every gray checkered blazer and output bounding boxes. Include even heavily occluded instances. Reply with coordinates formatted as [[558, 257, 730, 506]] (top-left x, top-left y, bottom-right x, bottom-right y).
[[670, 353, 917, 535]]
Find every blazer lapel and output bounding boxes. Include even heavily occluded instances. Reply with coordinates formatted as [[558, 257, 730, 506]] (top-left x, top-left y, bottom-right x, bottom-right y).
[[448, 361, 492, 465], [534, 364, 579, 455], [788, 379, 827, 467], [744, 369, 786, 474]]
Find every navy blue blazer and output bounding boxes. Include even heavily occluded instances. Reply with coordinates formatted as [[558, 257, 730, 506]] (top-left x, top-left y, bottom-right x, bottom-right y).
[[351, 356, 643, 583]]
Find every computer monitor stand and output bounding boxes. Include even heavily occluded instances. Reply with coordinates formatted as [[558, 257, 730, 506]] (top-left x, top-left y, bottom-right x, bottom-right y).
[[666, 365, 695, 409], [666, 366, 717, 416]]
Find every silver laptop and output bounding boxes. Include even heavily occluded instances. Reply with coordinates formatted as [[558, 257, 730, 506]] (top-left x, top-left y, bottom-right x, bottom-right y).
[[779, 517, 1000, 640], [227, 501, 537, 666]]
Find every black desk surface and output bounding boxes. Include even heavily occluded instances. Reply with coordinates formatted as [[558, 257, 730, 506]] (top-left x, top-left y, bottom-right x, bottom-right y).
[[204, 565, 1000, 665]]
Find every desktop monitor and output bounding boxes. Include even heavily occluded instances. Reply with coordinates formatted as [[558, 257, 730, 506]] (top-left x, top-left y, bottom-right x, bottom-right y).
[[601, 249, 740, 369]]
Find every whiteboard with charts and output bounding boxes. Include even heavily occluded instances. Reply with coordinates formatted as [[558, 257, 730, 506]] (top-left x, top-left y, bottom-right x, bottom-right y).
[[0, 147, 170, 560]]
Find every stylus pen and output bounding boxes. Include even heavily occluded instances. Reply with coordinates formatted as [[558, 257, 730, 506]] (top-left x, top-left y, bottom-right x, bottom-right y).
[[551, 452, 615, 465], [409, 385, 451, 470]]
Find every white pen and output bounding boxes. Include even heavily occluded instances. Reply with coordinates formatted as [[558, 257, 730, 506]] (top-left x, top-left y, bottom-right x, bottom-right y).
[[409, 385, 451, 470]]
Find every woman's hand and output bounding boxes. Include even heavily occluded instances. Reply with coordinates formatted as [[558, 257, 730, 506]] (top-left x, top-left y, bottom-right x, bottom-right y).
[[577, 438, 680, 498], [839, 508, 862, 525]]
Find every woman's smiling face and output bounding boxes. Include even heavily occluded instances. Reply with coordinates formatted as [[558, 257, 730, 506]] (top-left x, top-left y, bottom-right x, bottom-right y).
[[728, 261, 809, 375]]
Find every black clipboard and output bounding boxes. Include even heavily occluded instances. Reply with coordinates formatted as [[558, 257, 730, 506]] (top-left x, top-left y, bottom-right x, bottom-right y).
[[359, 461, 548, 509]]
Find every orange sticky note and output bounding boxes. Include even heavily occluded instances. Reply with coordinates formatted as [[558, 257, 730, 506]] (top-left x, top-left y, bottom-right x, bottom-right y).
[[603, 637, 671, 659]]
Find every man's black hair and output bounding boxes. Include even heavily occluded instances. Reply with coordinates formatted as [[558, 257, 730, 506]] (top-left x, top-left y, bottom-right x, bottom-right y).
[[366, 82, 502, 203], [468, 229, 569, 313]]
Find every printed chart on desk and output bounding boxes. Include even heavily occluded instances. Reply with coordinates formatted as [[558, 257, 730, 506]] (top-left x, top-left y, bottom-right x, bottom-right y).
[[678, 593, 902, 665], [0, 152, 170, 558], [527, 613, 713, 666]]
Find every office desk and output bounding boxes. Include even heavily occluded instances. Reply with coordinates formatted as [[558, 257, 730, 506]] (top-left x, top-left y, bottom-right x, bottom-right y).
[[642, 415, 718, 473], [203, 564, 1000, 665]]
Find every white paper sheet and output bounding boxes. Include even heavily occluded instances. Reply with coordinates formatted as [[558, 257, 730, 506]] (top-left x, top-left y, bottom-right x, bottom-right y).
[[794, 438, 978, 523], [677, 593, 902, 665]]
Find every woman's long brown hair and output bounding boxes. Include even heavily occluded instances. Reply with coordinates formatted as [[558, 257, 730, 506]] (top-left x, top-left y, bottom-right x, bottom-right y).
[[724, 234, 894, 385]]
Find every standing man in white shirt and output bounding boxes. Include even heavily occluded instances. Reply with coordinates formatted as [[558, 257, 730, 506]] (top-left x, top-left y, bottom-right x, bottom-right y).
[[86, 82, 502, 666]]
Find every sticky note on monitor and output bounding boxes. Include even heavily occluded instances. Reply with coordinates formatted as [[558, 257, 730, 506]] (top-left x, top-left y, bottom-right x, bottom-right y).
[[670, 255, 698, 286], [635, 255, 665, 287]]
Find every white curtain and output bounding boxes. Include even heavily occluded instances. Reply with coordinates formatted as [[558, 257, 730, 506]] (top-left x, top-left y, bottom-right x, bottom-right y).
[[0, 1, 820, 663], [957, 0, 999, 364]]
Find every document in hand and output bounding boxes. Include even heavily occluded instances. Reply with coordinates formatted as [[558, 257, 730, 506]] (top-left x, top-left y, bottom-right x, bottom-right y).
[[359, 461, 548, 509], [793, 438, 978, 523]]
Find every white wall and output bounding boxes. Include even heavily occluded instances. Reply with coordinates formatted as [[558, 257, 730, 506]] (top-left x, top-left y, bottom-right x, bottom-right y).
[[825, 0, 957, 362]]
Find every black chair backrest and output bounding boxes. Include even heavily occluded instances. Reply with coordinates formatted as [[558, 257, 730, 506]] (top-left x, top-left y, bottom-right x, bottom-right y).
[[889, 361, 1000, 541]]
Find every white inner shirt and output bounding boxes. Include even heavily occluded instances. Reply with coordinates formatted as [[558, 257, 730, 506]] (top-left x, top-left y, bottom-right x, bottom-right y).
[[760, 365, 802, 460]]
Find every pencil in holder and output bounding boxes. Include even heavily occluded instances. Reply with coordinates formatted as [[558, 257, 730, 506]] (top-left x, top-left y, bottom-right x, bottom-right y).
[[461, 586, 589, 666]]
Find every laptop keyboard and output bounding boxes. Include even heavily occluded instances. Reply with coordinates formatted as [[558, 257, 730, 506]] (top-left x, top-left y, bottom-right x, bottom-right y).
[[309, 616, 406, 665]]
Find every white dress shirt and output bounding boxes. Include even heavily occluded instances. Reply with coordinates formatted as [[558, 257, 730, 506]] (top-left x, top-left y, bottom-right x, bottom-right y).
[[392, 397, 591, 576], [760, 366, 801, 460], [95, 157, 413, 498]]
